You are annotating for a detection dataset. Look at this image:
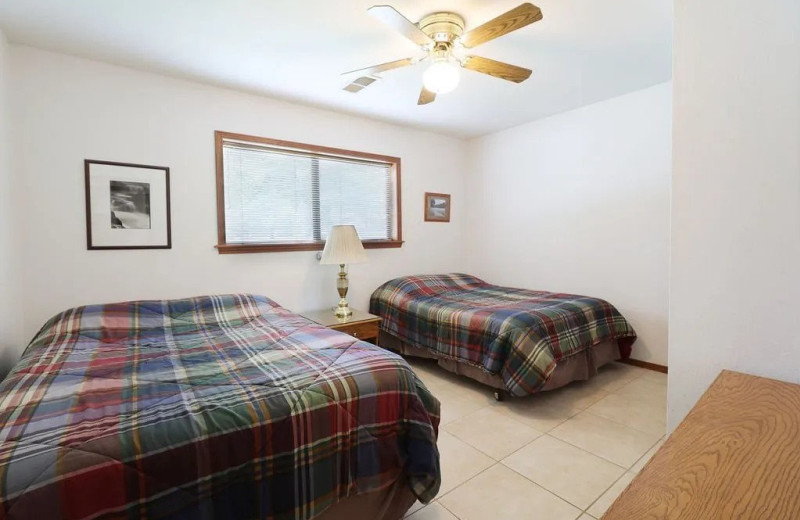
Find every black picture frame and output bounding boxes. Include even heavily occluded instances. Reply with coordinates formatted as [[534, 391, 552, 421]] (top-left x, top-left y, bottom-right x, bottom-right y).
[[84, 159, 172, 250]]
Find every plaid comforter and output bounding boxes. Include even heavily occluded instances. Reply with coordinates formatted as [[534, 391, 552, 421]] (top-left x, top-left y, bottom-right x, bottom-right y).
[[0, 294, 440, 520], [370, 274, 637, 396]]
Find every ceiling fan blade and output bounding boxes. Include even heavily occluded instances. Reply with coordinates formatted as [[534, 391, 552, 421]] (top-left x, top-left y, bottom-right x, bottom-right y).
[[343, 58, 419, 93], [418, 87, 436, 105], [463, 56, 532, 83], [368, 5, 433, 47], [343, 57, 415, 78], [343, 76, 378, 93], [460, 3, 543, 48]]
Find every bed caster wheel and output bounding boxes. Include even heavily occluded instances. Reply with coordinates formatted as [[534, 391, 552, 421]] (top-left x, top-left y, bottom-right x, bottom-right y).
[[493, 390, 506, 402]]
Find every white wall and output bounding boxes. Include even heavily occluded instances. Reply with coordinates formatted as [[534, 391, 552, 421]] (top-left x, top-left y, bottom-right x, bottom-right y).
[[466, 83, 672, 366], [668, 0, 800, 429], [0, 30, 24, 378], [10, 46, 470, 342]]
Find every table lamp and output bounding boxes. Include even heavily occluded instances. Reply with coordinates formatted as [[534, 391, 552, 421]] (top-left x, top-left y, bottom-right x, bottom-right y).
[[319, 225, 368, 319]]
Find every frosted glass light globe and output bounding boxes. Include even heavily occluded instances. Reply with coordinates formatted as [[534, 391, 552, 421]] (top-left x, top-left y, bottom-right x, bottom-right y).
[[422, 61, 461, 94]]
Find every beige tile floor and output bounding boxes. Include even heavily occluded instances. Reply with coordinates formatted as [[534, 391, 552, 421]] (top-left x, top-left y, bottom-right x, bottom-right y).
[[404, 358, 667, 520]]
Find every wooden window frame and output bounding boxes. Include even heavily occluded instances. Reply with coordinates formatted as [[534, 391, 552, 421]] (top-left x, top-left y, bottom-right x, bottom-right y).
[[215, 131, 403, 254]]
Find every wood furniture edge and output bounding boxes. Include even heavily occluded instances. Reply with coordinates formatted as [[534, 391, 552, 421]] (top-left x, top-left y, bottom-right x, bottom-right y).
[[301, 310, 381, 343], [328, 317, 381, 328], [301, 310, 381, 327], [603, 369, 800, 519], [618, 358, 668, 374]]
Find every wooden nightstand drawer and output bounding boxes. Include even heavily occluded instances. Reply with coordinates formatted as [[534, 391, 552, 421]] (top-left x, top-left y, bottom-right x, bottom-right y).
[[331, 321, 379, 342], [301, 309, 382, 345]]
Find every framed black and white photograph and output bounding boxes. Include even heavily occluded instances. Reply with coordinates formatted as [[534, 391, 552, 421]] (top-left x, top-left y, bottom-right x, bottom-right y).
[[424, 192, 451, 222], [85, 160, 171, 249]]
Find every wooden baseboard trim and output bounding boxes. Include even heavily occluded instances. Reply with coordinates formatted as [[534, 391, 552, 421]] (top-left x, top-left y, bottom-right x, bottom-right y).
[[618, 358, 668, 374]]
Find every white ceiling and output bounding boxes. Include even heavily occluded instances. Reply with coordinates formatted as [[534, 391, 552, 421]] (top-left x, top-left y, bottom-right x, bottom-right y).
[[0, 0, 672, 138]]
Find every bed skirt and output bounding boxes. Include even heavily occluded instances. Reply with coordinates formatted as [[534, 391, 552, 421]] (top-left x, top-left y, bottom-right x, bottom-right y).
[[379, 331, 622, 393], [315, 476, 417, 520]]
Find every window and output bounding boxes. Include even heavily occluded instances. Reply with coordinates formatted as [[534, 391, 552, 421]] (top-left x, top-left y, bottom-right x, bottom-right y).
[[215, 131, 402, 253]]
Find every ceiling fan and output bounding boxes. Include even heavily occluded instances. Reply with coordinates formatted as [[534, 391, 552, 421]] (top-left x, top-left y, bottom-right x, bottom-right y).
[[343, 3, 543, 105]]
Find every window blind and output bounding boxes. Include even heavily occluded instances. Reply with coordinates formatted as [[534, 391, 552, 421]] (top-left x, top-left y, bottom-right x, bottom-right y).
[[222, 140, 394, 244]]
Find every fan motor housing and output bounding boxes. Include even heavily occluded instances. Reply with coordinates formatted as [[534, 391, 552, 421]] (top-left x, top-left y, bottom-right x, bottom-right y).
[[418, 12, 465, 43]]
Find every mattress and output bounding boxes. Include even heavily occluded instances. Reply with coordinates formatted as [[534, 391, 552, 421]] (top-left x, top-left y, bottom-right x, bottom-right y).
[[0, 294, 440, 519]]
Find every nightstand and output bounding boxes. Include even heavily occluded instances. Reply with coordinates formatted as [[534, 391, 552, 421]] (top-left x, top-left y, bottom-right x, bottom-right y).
[[301, 309, 381, 344]]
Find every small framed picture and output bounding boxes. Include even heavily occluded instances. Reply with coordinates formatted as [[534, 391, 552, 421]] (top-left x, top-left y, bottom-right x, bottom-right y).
[[84, 160, 172, 250], [424, 192, 451, 222]]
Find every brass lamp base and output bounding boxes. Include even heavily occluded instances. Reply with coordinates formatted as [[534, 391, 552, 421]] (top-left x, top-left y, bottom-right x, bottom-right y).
[[334, 298, 353, 319], [333, 264, 353, 319]]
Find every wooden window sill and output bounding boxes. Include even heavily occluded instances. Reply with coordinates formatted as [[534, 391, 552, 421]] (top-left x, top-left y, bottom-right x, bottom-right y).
[[215, 240, 403, 254]]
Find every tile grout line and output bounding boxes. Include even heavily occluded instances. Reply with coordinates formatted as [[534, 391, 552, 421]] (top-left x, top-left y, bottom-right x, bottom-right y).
[[627, 434, 665, 470], [610, 376, 668, 396], [436, 497, 462, 520], [437, 456, 588, 515], [444, 401, 538, 432], [498, 459, 591, 513], [580, 434, 665, 516], [580, 467, 630, 516], [438, 398, 495, 427], [495, 429, 551, 461], [582, 466, 639, 517], [580, 408, 666, 438], [443, 408, 548, 460], [413, 363, 662, 519], [572, 373, 668, 439], [435, 460, 500, 503], [498, 432, 631, 512], [439, 370, 662, 474], [442, 430, 508, 461], [486, 402, 595, 461], [541, 430, 631, 471], [520, 404, 664, 504]]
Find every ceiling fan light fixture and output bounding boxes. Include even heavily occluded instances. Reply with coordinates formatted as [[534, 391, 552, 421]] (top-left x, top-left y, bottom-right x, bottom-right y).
[[351, 4, 542, 104], [422, 59, 460, 94]]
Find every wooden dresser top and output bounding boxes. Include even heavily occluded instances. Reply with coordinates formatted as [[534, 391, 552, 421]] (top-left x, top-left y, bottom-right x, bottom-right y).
[[603, 370, 800, 520]]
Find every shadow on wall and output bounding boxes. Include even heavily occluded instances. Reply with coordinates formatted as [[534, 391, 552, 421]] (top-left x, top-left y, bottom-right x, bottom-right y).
[[0, 348, 21, 382]]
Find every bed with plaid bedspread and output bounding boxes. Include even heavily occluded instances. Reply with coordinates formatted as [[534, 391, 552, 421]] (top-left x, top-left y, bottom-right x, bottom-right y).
[[0, 294, 440, 520], [369, 274, 637, 397]]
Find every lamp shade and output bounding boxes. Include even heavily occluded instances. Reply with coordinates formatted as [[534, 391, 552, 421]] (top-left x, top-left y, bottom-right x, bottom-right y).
[[319, 225, 368, 265]]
